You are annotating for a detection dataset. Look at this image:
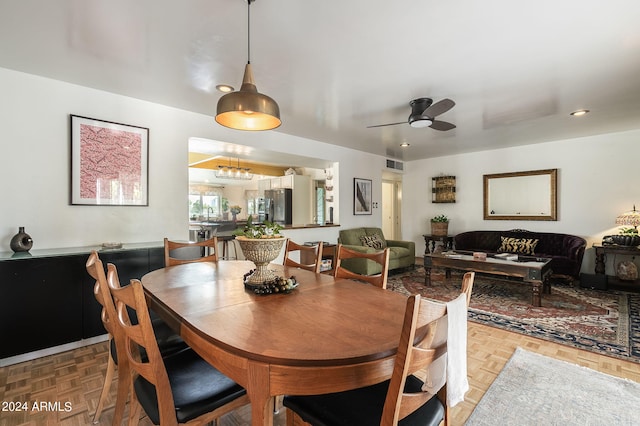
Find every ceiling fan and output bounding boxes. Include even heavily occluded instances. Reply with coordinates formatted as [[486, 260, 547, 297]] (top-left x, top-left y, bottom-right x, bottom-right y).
[[367, 98, 456, 130]]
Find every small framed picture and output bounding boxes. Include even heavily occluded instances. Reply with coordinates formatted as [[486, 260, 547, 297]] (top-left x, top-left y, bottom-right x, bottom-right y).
[[353, 178, 372, 215], [70, 115, 149, 206]]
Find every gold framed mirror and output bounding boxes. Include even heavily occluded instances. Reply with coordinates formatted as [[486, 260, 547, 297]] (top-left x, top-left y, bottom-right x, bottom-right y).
[[483, 169, 557, 221]]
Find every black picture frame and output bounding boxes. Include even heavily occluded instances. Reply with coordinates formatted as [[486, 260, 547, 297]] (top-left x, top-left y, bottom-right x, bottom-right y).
[[353, 178, 372, 215]]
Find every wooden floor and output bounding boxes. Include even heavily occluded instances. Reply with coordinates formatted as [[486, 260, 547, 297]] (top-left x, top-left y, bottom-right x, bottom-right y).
[[2, 322, 640, 426]]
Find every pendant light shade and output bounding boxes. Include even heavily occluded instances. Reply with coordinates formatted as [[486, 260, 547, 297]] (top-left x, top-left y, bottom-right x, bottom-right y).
[[215, 63, 281, 130], [215, 0, 280, 131]]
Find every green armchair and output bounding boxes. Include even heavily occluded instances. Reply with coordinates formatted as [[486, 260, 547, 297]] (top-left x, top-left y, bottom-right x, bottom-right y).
[[337, 227, 415, 276]]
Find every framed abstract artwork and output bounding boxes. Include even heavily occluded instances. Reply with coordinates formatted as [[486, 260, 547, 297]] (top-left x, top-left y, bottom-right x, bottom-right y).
[[353, 178, 372, 215], [70, 115, 149, 206]]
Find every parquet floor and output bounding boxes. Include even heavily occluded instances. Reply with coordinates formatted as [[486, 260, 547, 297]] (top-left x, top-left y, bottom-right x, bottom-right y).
[[2, 323, 639, 426]]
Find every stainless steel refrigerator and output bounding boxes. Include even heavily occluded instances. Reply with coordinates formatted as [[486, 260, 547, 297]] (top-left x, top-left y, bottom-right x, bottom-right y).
[[264, 188, 292, 225]]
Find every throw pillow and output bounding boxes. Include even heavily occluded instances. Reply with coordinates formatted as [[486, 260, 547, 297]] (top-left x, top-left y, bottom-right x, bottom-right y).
[[498, 236, 539, 255], [360, 234, 387, 250]]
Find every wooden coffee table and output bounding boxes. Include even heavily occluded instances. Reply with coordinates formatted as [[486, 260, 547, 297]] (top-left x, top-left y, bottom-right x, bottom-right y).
[[423, 252, 553, 307]]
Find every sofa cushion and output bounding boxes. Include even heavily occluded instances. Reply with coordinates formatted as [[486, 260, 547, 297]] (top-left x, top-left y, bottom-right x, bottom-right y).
[[340, 228, 368, 246], [360, 234, 387, 249], [388, 246, 410, 259], [498, 236, 539, 255]]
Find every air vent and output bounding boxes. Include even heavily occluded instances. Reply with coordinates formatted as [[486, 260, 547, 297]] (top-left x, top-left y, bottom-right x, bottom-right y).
[[386, 159, 404, 171]]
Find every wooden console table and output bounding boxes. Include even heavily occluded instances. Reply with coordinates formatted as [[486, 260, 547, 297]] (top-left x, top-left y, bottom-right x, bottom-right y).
[[593, 244, 640, 289], [422, 234, 454, 255]]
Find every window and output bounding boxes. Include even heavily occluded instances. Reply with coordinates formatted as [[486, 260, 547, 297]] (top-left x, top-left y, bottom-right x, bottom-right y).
[[189, 185, 223, 220]]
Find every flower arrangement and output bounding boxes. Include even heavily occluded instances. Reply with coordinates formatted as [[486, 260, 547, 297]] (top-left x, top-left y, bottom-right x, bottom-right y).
[[230, 205, 242, 215], [233, 216, 283, 239]]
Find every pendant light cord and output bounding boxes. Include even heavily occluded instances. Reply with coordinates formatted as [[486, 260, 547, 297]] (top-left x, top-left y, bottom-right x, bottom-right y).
[[247, 0, 252, 65]]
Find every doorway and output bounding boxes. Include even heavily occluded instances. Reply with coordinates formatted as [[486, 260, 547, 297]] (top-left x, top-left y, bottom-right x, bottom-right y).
[[382, 174, 402, 240]]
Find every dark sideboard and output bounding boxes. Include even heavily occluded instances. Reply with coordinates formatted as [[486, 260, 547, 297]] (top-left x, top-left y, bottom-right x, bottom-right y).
[[0, 243, 163, 363]]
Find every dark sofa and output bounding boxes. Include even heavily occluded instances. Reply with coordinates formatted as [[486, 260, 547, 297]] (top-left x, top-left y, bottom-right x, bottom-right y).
[[453, 229, 586, 281]]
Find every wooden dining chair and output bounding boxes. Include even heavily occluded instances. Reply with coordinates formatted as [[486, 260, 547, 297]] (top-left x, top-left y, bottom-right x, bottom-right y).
[[164, 236, 219, 266], [283, 271, 475, 426], [333, 244, 390, 289], [283, 239, 324, 273], [85, 251, 129, 425], [86, 251, 188, 424], [109, 276, 250, 426]]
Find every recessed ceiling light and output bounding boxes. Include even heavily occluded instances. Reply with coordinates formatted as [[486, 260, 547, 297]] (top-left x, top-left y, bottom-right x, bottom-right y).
[[570, 109, 590, 116], [216, 84, 234, 93], [400, 142, 410, 147]]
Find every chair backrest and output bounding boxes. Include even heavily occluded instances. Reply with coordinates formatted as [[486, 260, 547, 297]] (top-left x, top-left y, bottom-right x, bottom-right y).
[[283, 239, 323, 273], [333, 244, 390, 289], [380, 271, 474, 426], [164, 236, 219, 266], [86, 251, 120, 342], [109, 275, 178, 424]]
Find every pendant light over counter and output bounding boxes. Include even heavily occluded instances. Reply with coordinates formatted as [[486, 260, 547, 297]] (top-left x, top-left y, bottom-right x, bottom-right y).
[[215, 0, 281, 131]]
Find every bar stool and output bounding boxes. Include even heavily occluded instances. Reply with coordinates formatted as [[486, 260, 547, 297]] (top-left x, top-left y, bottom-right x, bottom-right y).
[[218, 235, 238, 260]]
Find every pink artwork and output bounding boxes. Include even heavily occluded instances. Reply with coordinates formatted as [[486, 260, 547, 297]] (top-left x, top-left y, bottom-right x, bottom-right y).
[[79, 124, 142, 202], [71, 115, 148, 205]]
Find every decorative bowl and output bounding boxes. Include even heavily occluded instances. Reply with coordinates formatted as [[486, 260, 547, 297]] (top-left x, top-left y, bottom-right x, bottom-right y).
[[236, 237, 286, 284]]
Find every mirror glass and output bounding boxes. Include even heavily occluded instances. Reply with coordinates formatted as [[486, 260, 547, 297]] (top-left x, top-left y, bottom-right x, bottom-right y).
[[483, 169, 557, 221]]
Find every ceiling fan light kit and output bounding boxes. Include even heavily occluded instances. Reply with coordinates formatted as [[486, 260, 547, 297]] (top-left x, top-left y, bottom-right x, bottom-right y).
[[368, 97, 456, 131], [215, 0, 281, 131]]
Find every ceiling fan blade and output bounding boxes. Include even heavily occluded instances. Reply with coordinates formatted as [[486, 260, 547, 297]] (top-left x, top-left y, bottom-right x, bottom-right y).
[[366, 121, 406, 128], [423, 98, 455, 118], [429, 120, 456, 131]]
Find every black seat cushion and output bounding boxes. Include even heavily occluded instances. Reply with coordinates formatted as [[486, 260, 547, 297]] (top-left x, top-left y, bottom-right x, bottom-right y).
[[134, 347, 246, 424], [283, 375, 444, 426]]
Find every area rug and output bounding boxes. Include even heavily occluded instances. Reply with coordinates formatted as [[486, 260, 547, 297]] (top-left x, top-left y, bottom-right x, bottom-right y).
[[387, 268, 640, 363], [465, 347, 640, 425]]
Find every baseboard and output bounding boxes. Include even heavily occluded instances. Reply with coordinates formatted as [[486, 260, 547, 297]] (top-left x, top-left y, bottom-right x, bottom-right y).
[[0, 334, 109, 367]]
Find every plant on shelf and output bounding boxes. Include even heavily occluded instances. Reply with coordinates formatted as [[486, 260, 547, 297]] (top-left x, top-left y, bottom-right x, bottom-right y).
[[230, 205, 242, 215], [619, 227, 638, 236], [430, 214, 449, 237], [233, 216, 283, 239], [431, 214, 449, 223]]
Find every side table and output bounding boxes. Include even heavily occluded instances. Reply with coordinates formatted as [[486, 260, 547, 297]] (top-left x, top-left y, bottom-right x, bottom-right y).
[[593, 244, 640, 290], [422, 234, 454, 255], [301, 242, 336, 274]]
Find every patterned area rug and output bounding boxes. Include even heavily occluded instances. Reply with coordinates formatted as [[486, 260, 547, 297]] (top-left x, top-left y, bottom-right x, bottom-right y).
[[465, 347, 640, 425], [387, 268, 640, 363]]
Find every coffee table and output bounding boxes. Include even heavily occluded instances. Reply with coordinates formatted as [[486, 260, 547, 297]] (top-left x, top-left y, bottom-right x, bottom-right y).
[[424, 252, 553, 307]]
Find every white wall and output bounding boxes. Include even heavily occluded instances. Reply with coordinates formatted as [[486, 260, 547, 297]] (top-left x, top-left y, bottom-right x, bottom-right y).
[[0, 68, 385, 251], [3, 66, 638, 275], [403, 129, 640, 273]]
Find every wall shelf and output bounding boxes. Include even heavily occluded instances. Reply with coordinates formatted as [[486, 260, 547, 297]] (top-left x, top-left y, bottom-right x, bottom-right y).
[[432, 176, 456, 203]]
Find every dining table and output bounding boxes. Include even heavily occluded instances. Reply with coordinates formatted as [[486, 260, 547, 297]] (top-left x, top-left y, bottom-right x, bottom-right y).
[[141, 260, 408, 426]]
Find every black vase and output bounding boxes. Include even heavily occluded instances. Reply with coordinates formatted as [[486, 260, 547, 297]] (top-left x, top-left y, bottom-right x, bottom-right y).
[[10, 226, 33, 252]]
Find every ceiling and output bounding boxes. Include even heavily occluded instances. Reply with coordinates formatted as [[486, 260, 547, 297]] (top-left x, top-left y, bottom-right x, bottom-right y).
[[1, 0, 639, 161]]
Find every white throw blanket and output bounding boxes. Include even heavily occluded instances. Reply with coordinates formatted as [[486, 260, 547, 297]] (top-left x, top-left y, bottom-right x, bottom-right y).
[[421, 293, 469, 407]]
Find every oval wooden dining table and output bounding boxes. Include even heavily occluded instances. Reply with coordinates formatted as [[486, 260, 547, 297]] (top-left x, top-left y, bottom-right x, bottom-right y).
[[141, 260, 408, 426]]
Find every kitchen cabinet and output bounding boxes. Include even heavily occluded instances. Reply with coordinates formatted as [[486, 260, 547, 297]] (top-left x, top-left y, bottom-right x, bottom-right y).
[[0, 244, 163, 362]]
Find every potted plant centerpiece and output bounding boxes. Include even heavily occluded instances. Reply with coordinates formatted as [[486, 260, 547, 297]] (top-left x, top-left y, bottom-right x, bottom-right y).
[[431, 214, 449, 236], [234, 217, 286, 285]]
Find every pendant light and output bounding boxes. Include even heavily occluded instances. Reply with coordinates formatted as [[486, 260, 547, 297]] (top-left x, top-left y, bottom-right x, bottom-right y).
[[215, 0, 281, 131]]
